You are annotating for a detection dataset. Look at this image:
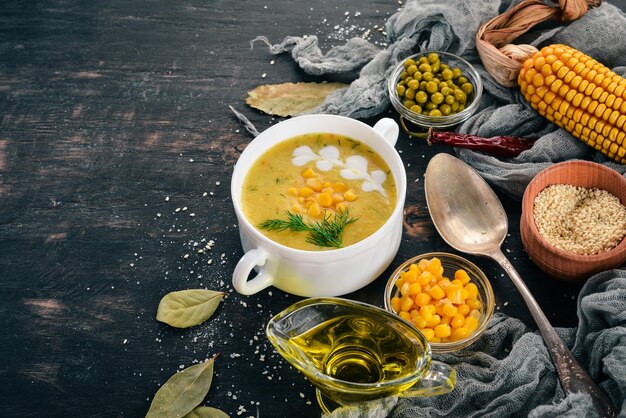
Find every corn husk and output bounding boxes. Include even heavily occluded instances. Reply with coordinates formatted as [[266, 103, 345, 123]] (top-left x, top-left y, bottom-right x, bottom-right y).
[[476, 0, 601, 87]]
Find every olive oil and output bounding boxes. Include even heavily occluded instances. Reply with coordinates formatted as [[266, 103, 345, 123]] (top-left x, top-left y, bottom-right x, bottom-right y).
[[267, 298, 456, 410], [289, 314, 420, 384]]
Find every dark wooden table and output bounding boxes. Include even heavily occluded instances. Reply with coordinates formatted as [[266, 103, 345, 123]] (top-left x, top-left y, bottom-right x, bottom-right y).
[[2, 1, 625, 417]]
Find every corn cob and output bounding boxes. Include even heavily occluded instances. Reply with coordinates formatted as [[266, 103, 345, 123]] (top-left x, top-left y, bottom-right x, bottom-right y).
[[518, 44, 626, 163]]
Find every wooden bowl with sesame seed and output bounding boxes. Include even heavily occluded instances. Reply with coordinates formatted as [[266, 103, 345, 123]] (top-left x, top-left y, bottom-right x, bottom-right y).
[[520, 160, 626, 281]]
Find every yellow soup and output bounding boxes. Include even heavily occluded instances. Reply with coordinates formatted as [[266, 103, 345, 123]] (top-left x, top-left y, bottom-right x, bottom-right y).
[[242, 133, 397, 250]]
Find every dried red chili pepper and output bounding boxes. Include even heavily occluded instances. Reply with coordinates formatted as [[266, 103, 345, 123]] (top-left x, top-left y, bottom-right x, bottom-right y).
[[427, 130, 536, 157]]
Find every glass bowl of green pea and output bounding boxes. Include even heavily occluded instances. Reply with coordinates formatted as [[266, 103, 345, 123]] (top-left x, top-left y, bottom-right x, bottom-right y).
[[388, 51, 483, 135]]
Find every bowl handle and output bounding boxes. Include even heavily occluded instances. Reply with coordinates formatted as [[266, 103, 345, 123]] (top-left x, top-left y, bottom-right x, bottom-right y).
[[373, 118, 399, 147], [232, 248, 273, 295], [401, 361, 456, 398]]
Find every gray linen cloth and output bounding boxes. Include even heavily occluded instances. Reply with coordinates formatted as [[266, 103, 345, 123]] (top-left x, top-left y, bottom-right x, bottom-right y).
[[251, 0, 626, 198], [322, 271, 626, 418], [248, 0, 626, 416]]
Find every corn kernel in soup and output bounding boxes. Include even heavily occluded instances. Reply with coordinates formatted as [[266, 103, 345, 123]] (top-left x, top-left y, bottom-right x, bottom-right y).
[[242, 133, 397, 250]]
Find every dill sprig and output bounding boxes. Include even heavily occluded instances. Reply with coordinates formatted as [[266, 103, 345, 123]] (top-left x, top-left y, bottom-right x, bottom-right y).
[[258, 210, 358, 248]]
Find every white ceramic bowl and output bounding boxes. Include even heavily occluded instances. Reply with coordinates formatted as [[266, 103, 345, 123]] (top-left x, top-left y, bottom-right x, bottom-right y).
[[230, 115, 407, 297]]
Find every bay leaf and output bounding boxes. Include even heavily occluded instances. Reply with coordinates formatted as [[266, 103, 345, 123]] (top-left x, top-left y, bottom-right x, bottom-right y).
[[184, 406, 230, 418], [246, 82, 347, 117], [157, 289, 225, 328], [146, 357, 216, 418]]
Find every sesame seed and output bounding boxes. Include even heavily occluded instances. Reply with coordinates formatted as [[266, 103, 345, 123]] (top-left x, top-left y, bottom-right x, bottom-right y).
[[533, 184, 626, 255]]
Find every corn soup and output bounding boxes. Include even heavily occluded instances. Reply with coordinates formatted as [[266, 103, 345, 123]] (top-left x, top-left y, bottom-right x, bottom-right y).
[[241, 133, 397, 250]]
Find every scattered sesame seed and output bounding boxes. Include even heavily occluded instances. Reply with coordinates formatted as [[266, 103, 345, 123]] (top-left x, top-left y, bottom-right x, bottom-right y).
[[165, 196, 170, 201], [261, 73, 267, 78]]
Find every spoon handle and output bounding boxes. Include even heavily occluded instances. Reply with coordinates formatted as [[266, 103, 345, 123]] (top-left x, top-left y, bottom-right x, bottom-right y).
[[491, 250, 617, 418]]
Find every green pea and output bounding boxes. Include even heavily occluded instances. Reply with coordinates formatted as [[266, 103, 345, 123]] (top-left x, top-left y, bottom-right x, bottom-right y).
[[431, 92, 444, 104], [418, 63, 431, 73], [415, 91, 428, 104], [439, 104, 452, 115], [461, 82, 474, 96], [426, 81, 438, 94], [403, 58, 416, 69], [395, 53, 473, 119], [407, 79, 419, 90], [454, 89, 467, 103]]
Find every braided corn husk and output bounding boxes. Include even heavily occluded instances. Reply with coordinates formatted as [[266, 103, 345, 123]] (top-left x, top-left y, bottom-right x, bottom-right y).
[[476, 0, 601, 87]]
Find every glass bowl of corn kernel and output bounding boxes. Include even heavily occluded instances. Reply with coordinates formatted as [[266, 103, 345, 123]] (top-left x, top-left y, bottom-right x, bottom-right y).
[[384, 252, 494, 353]]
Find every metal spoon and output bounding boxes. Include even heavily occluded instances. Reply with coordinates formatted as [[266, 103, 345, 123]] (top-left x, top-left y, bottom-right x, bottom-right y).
[[424, 153, 616, 417]]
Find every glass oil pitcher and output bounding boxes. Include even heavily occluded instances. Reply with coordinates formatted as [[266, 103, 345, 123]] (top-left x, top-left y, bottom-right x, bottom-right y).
[[266, 297, 456, 412]]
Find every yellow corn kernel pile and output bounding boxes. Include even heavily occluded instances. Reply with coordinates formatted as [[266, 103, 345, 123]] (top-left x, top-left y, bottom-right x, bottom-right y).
[[289, 167, 357, 218], [518, 44, 626, 163], [390, 257, 482, 343]]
